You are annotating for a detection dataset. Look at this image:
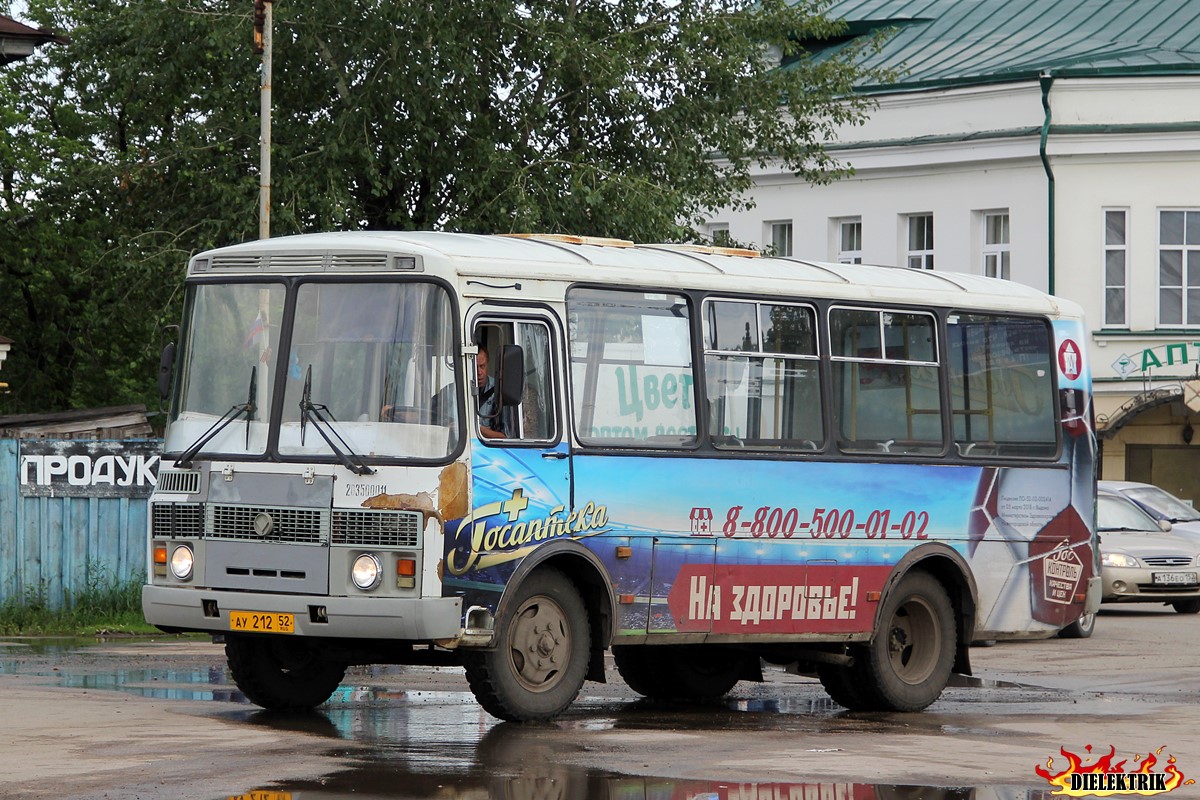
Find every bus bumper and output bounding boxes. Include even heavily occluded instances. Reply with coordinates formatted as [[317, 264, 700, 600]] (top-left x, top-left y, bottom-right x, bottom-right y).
[[142, 584, 464, 641], [1084, 575, 1102, 614]]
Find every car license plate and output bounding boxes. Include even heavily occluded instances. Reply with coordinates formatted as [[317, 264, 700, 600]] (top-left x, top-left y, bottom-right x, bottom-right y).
[[229, 611, 295, 634], [1152, 572, 1198, 586]]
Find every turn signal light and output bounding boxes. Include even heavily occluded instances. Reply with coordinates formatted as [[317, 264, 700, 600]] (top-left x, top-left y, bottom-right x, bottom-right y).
[[397, 559, 417, 577], [153, 545, 168, 565]]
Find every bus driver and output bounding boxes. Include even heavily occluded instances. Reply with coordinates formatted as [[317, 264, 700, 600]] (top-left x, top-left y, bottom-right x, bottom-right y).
[[476, 345, 515, 439]]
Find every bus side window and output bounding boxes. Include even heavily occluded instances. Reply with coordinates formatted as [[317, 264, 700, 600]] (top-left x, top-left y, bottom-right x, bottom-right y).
[[947, 313, 1057, 458], [831, 307, 943, 455], [703, 299, 823, 451]]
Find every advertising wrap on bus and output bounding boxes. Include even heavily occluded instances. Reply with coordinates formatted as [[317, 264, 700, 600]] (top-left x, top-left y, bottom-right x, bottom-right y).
[[141, 231, 1099, 723]]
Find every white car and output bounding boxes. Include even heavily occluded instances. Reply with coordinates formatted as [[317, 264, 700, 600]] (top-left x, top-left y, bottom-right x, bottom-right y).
[[1097, 489, 1200, 614]]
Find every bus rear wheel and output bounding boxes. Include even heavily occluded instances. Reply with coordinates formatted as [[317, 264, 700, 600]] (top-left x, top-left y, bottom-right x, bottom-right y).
[[463, 567, 590, 722], [614, 644, 745, 701], [225, 635, 346, 710], [858, 571, 956, 712]]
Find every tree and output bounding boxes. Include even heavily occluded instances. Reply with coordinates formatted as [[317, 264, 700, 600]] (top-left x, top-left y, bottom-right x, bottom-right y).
[[0, 0, 887, 414]]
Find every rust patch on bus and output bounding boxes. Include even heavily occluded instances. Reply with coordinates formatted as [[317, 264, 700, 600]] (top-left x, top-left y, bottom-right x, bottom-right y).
[[438, 461, 469, 523], [361, 491, 440, 528]]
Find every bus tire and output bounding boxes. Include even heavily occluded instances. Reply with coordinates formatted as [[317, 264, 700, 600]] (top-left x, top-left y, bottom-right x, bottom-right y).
[[612, 645, 666, 697], [817, 655, 881, 710], [225, 635, 345, 710], [463, 567, 590, 722], [859, 571, 956, 712], [614, 645, 744, 701], [1058, 611, 1096, 638]]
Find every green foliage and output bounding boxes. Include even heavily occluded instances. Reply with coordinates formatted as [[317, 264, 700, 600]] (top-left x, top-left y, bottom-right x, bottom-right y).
[[0, 567, 151, 635], [0, 0, 888, 414]]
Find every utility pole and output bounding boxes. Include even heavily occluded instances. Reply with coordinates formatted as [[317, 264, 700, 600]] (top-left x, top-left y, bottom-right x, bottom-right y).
[[253, 0, 273, 240]]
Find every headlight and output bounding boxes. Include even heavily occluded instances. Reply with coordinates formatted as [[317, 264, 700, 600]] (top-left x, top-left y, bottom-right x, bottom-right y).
[[169, 545, 194, 580], [352, 553, 382, 591], [1101, 552, 1140, 568]]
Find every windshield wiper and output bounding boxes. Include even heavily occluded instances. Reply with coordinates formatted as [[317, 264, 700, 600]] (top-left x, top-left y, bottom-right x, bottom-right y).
[[298, 365, 375, 476], [175, 366, 257, 468]]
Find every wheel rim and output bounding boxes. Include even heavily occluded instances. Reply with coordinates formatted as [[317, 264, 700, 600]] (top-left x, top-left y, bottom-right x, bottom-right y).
[[1077, 612, 1095, 630], [507, 594, 571, 693], [885, 595, 942, 685]]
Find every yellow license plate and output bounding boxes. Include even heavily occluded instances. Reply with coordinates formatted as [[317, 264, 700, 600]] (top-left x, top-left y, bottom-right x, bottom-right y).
[[229, 793, 292, 800], [229, 611, 295, 634]]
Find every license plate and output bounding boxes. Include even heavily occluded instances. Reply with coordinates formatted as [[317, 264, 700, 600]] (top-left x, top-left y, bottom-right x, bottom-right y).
[[229, 611, 295, 634], [228, 793, 292, 800], [1152, 572, 1198, 586]]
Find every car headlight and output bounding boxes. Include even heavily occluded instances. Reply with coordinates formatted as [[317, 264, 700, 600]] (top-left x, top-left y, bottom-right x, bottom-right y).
[[169, 544, 194, 580], [1102, 552, 1140, 568], [352, 553, 382, 591]]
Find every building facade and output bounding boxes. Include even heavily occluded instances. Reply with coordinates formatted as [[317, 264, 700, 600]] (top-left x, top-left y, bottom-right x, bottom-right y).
[[707, 0, 1200, 502]]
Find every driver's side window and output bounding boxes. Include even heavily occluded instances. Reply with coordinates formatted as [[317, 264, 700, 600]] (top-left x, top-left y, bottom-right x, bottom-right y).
[[474, 319, 557, 443]]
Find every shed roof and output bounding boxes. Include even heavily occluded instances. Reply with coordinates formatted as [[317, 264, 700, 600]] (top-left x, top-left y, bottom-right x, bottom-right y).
[[1, 14, 68, 65], [796, 0, 1200, 92]]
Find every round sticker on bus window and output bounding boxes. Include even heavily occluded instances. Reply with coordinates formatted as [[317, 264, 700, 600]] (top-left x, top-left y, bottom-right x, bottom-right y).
[[1057, 339, 1081, 381]]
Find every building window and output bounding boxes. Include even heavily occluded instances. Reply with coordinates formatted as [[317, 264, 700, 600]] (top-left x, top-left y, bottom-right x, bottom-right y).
[[837, 218, 862, 263], [906, 214, 934, 270], [983, 212, 1010, 279], [707, 223, 731, 246], [1158, 210, 1200, 326], [1104, 209, 1128, 327], [768, 221, 793, 257]]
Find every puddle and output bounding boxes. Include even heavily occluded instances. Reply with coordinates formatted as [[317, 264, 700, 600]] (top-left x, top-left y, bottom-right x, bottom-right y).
[[221, 762, 1048, 800]]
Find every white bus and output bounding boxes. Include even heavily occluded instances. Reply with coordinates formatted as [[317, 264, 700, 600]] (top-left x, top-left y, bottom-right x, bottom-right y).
[[143, 231, 1100, 721]]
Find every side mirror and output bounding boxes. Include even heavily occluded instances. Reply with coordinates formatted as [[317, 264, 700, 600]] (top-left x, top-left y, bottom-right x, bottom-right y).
[[157, 341, 176, 401], [1159, 519, 1173, 533], [499, 344, 525, 406]]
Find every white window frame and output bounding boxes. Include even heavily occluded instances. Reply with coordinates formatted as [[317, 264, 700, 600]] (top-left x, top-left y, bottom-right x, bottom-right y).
[[1157, 208, 1200, 328], [905, 214, 934, 270], [836, 218, 863, 264], [707, 222, 731, 247], [982, 211, 1010, 280], [1103, 208, 1129, 328], [767, 220, 793, 257]]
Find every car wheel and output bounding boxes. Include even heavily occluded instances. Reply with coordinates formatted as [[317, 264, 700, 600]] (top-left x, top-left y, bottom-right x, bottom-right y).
[[1059, 611, 1096, 638], [1171, 599, 1200, 614]]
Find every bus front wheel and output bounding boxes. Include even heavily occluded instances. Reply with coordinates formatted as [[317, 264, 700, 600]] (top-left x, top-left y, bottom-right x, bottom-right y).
[[463, 567, 591, 722], [225, 635, 346, 710], [859, 571, 956, 712]]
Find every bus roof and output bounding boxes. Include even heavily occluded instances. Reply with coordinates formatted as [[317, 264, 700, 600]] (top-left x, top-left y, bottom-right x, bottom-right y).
[[190, 231, 1081, 319]]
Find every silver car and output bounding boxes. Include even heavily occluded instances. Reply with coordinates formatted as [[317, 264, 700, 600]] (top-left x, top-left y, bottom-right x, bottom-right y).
[[1097, 490, 1200, 614], [1099, 479, 1200, 545]]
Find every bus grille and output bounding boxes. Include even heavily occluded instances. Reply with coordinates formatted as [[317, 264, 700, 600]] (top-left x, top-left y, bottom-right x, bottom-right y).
[[155, 470, 201, 494], [152, 502, 204, 538], [332, 510, 422, 547], [207, 504, 329, 544]]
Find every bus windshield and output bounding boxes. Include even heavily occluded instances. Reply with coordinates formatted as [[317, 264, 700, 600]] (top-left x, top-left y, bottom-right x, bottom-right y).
[[167, 282, 285, 458], [278, 281, 459, 460], [166, 280, 460, 461]]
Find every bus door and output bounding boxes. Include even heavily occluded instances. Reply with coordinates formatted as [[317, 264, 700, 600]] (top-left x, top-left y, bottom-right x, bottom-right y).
[[465, 310, 570, 578]]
